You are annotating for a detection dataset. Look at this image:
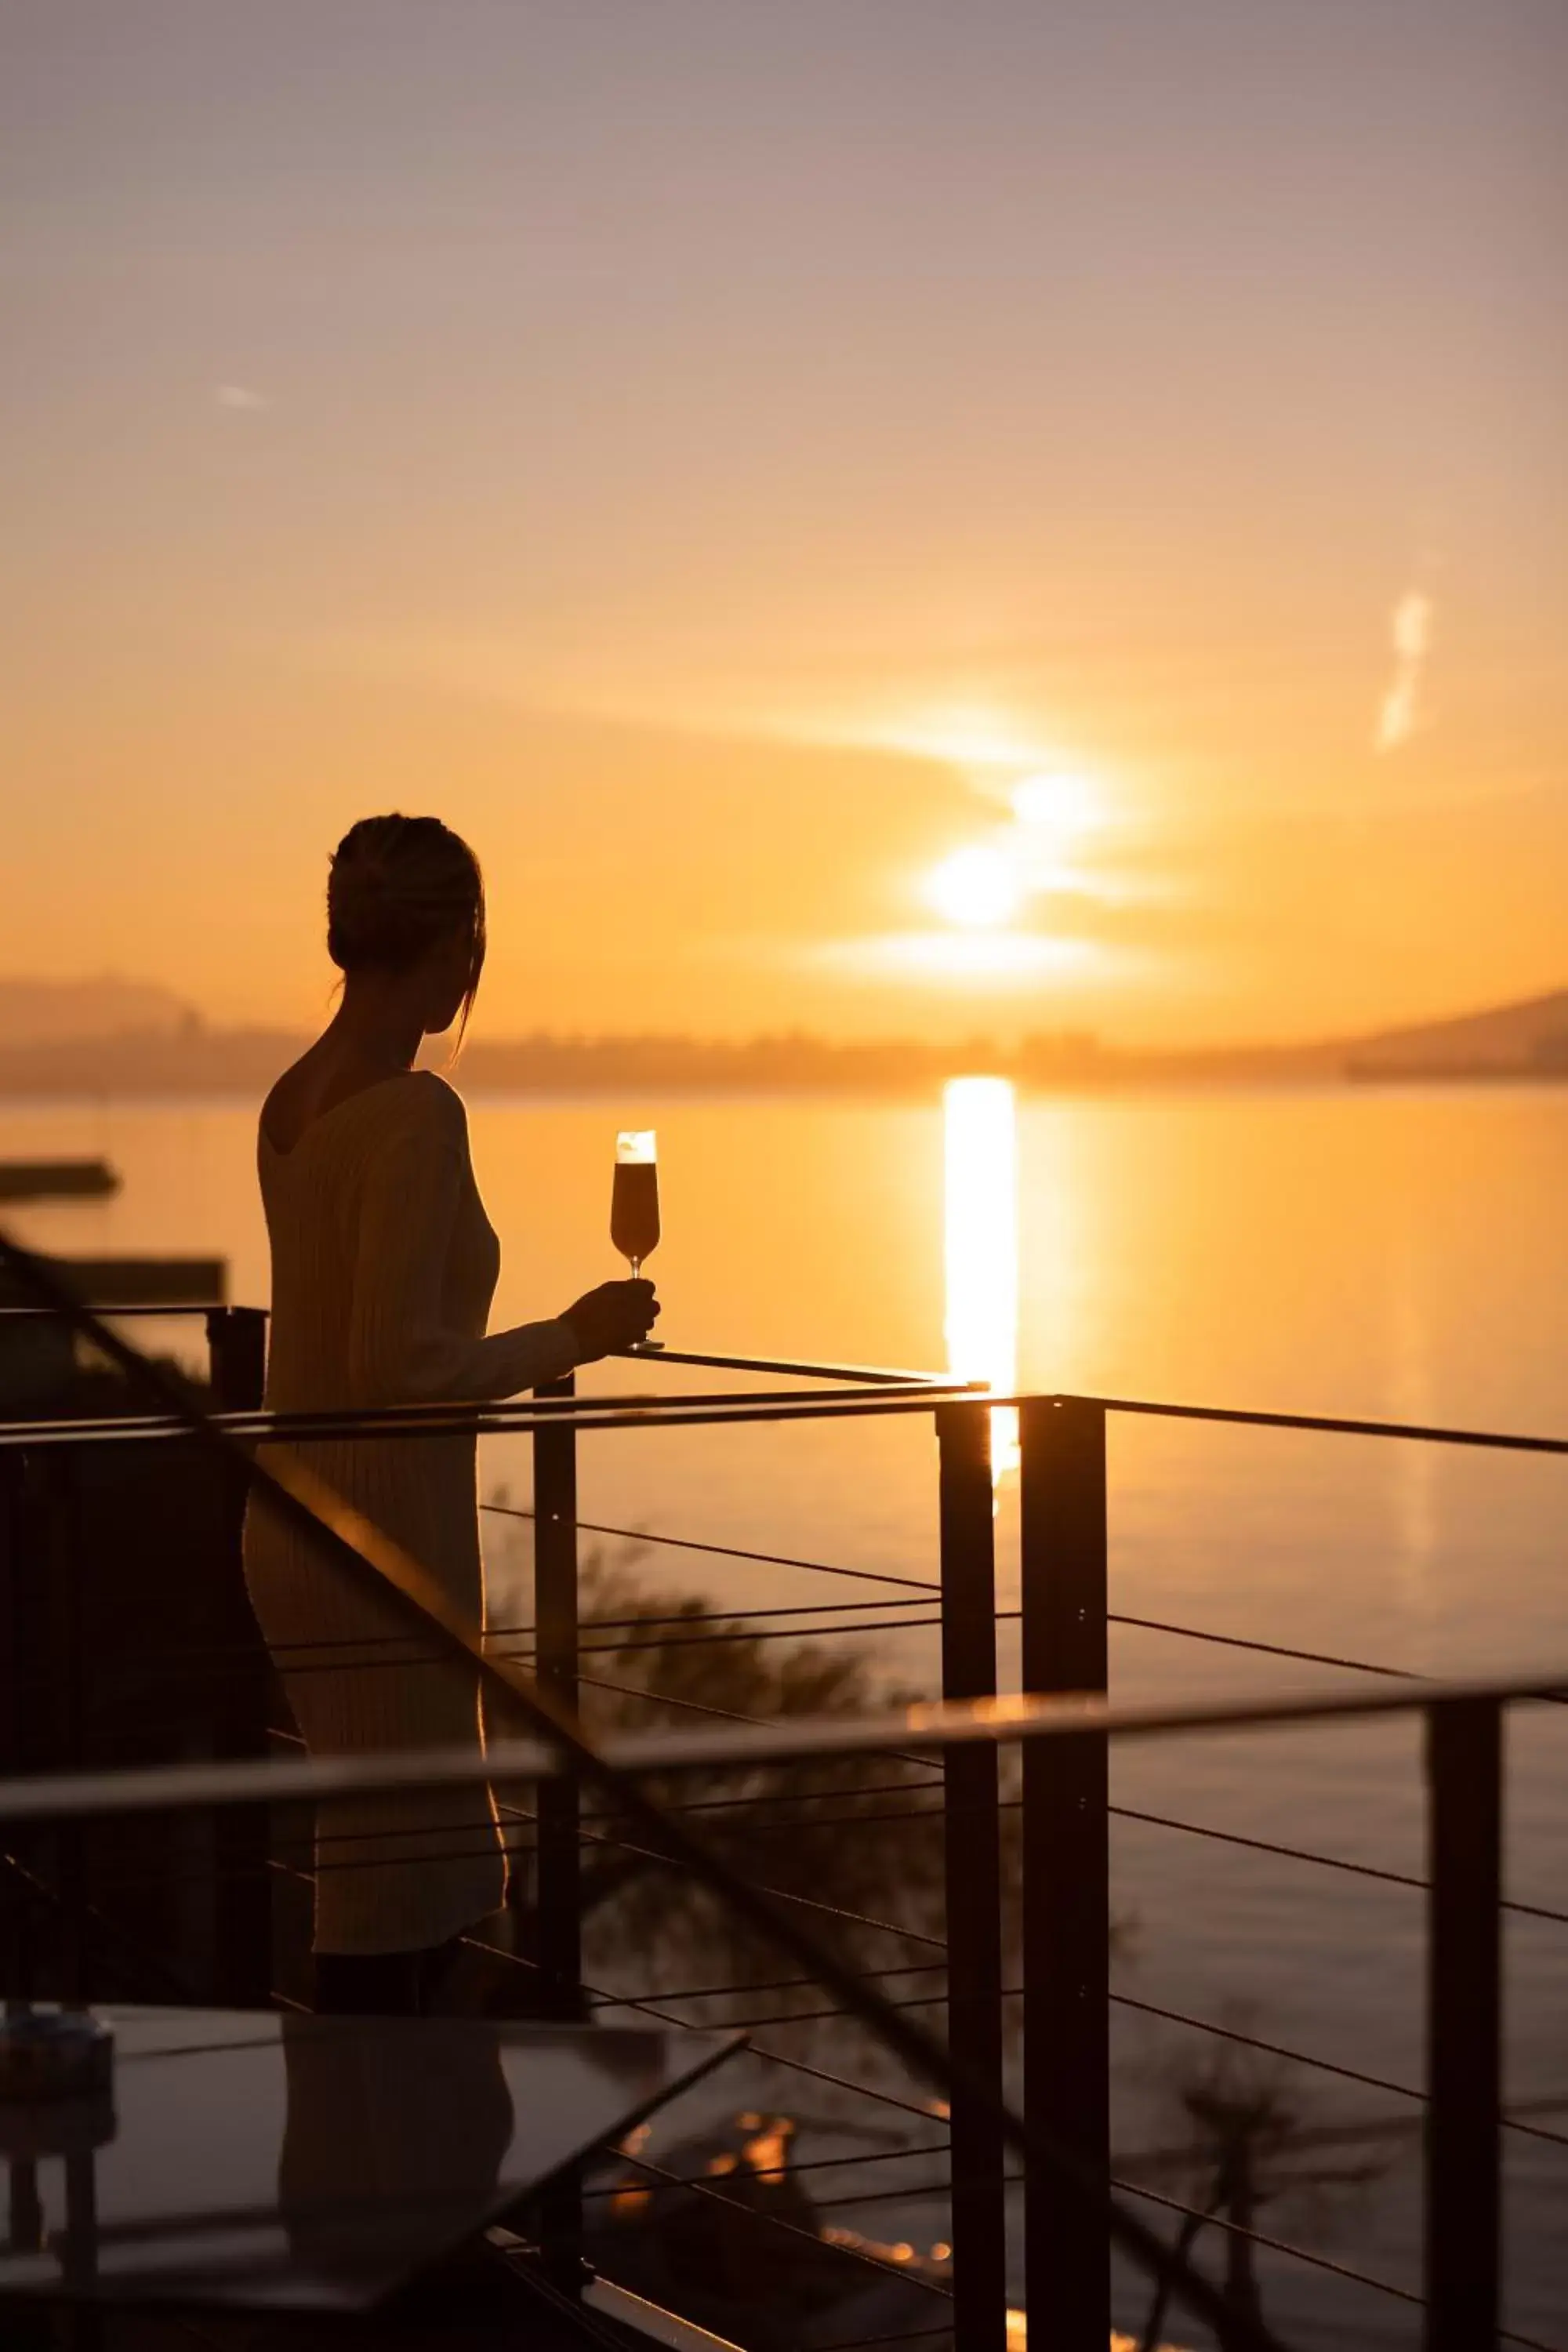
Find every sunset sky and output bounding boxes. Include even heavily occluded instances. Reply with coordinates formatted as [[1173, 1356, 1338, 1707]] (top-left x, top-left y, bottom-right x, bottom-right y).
[[4, 1, 1564, 1044]]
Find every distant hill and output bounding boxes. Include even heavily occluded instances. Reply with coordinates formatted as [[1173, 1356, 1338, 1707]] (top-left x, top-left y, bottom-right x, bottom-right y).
[[0, 1025, 300, 1098], [1345, 989, 1568, 1080], [0, 975, 195, 1044]]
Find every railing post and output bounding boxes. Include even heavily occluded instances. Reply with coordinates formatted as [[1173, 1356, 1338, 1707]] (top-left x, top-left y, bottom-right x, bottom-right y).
[[532, 1372, 586, 2298], [205, 1306, 274, 2006], [936, 1401, 1007, 2352], [532, 1373, 583, 2019], [0, 1446, 20, 1991], [1425, 1695, 1502, 2351], [1019, 1396, 1110, 2352], [205, 1305, 267, 1420], [0, 1446, 47, 1997], [49, 1449, 87, 2002]]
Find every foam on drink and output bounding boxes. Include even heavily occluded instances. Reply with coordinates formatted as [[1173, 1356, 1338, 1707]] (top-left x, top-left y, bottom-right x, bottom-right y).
[[612, 1130, 660, 1272]]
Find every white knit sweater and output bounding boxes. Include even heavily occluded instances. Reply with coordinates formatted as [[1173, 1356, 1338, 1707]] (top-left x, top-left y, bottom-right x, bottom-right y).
[[242, 1070, 576, 1953]]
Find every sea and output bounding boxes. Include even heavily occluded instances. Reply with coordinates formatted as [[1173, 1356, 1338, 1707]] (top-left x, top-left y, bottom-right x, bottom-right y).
[[2, 1081, 1564, 2347]]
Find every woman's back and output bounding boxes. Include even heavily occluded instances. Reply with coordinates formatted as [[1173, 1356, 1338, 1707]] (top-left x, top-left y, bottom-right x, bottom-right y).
[[245, 1069, 517, 1957], [259, 1070, 492, 1415], [260, 1065, 585, 1422]]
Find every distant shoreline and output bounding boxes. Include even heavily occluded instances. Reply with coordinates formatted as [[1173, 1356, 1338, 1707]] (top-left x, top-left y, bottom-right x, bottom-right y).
[[0, 982, 1563, 1102], [0, 1070, 1564, 1109]]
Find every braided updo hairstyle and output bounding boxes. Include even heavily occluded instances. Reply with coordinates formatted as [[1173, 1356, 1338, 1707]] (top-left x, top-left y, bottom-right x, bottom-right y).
[[326, 815, 486, 1040]]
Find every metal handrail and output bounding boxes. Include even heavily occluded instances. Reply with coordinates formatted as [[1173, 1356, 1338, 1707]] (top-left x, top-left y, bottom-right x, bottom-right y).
[[4, 1284, 1564, 1450], [1, 1660, 1563, 1826], [0, 1303, 228, 1318], [0, 1224, 1288, 2352], [0, 1312, 950, 1386], [1, 1239, 1555, 2350], [5, 1377, 1563, 1454], [619, 1343, 960, 1386], [0, 1379, 982, 1452]]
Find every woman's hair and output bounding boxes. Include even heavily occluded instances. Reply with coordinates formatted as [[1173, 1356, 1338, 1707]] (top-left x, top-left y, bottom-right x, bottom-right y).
[[326, 815, 486, 1040]]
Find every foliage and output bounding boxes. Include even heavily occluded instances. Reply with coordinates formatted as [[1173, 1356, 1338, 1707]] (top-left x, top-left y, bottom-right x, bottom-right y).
[[570, 1541, 961, 2016], [482, 1505, 1023, 2070]]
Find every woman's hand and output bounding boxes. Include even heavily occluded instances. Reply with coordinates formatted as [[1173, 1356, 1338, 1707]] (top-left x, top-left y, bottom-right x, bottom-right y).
[[561, 1279, 660, 1363]]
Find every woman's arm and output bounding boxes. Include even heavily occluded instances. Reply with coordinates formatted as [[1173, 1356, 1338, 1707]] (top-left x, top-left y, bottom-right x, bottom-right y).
[[347, 1082, 578, 1403]]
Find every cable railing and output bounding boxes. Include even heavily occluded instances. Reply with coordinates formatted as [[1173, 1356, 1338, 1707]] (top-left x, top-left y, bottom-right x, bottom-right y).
[[4, 1669, 1562, 2345], [1, 1259, 1566, 2352]]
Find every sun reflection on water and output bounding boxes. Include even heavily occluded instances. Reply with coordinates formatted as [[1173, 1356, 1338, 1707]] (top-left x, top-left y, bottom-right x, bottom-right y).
[[942, 1075, 1020, 1485]]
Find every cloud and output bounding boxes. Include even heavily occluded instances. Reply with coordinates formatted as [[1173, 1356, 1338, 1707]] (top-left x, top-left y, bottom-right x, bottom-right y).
[[214, 383, 270, 411], [810, 930, 1102, 985], [1375, 590, 1434, 753]]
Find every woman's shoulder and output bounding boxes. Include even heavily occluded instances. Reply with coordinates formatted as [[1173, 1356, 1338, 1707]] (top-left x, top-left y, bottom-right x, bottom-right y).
[[259, 1066, 467, 1162], [378, 1070, 471, 1154], [401, 1068, 467, 1125]]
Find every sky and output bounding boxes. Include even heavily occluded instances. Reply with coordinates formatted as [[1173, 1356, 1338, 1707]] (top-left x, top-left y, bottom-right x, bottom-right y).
[[2, 0, 1565, 1044]]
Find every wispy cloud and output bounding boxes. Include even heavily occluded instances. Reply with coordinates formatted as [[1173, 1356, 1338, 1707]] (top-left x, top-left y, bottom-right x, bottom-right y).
[[214, 383, 270, 412], [1375, 589, 1434, 753], [809, 931, 1103, 985]]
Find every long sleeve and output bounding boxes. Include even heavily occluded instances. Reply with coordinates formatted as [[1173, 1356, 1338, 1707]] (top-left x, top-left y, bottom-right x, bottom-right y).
[[347, 1080, 576, 1404]]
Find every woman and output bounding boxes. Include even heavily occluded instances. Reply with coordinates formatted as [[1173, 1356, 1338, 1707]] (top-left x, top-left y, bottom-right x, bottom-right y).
[[244, 814, 657, 2015]]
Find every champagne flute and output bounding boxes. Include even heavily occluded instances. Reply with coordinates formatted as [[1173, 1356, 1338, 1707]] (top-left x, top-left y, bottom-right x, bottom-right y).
[[611, 1130, 660, 1280]]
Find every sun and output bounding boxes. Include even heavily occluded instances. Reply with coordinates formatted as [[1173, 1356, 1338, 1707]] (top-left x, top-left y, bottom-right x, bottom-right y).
[[921, 769, 1109, 936], [924, 843, 1022, 930]]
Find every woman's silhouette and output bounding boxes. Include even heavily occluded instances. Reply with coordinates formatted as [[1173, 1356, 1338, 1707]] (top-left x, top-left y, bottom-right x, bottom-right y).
[[244, 815, 657, 2015]]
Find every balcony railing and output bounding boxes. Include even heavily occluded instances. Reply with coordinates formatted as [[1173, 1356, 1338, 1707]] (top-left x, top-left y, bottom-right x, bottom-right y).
[[1, 1250, 1565, 2352]]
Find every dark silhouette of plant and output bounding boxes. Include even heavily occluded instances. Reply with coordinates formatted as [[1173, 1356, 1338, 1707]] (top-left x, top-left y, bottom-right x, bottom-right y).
[[1134, 2024, 1391, 2348], [572, 1541, 964, 2014], [482, 1509, 1020, 2067]]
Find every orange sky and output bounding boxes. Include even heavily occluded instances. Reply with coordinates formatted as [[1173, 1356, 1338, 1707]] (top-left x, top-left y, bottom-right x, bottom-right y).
[[4, 2, 1565, 1045]]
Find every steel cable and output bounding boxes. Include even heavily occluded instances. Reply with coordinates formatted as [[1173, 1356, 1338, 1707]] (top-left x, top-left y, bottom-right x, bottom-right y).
[[0, 1228, 1287, 2352], [482, 1499, 942, 1593]]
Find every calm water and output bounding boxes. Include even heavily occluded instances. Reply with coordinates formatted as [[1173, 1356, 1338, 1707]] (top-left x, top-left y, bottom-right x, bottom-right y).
[[3, 1084, 1565, 2344]]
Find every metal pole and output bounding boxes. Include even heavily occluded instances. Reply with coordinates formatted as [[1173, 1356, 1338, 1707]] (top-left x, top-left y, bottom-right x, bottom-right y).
[[205, 1306, 267, 1419], [532, 1370, 586, 2295], [1, 1450, 51, 1999], [1020, 1396, 1110, 2351], [1425, 1695, 1502, 2350], [0, 1450, 20, 1991], [532, 1372, 583, 2017], [937, 1402, 1007, 2352], [49, 1450, 87, 2002], [205, 1307, 273, 2005]]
